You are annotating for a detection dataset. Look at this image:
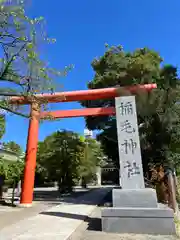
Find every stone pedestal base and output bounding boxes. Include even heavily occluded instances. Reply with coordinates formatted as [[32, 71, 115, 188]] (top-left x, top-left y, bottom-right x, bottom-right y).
[[113, 188, 158, 208], [101, 189, 176, 235]]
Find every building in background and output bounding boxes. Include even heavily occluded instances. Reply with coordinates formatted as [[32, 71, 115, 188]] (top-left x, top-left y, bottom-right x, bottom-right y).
[[0, 149, 19, 162], [84, 129, 93, 139]]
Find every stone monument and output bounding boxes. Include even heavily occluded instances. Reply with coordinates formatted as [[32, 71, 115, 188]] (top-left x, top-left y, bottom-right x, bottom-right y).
[[101, 96, 176, 235]]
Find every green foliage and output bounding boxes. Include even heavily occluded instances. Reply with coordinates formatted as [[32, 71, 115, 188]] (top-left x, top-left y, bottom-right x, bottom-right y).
[[89, 45, 161, 89], [0, 141, 24, 185], [0, 115, 5, 139], [0, 0, 73, 117], [0, 159, 8, 178], [5, 161, 24, 185], [3, 141, 23, 155], [81, 45, 180, 172], [0, 158, 24, 184], [37, 130, 84, 192], [36, 130, 105, 191], [79, 138, 104, 183]]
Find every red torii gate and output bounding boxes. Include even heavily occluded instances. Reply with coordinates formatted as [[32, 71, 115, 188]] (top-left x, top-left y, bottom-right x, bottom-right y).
[[10, 83, 157, 206]]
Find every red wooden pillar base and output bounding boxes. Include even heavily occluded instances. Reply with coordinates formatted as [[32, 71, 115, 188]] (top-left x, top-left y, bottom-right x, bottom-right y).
[[20, 103, 39, 207]]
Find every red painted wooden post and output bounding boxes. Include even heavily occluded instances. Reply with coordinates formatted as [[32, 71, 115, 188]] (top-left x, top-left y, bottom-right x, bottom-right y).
[[20, 103, 39, 206]]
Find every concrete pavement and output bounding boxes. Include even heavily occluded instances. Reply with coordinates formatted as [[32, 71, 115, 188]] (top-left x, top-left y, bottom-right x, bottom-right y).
[[0, 187, 112, 240], [0, 186, 91, 230]]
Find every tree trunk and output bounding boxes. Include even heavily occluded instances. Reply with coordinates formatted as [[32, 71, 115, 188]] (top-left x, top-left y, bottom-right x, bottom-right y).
[[17, 180, 21, 197], [11, 180, 16, 206], [167, 172, 177, 212], [81, 177, 87, 188], [0, 175, 4, 201]]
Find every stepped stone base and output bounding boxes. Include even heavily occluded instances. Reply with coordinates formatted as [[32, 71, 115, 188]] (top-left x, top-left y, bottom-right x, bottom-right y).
[[101, 189, 176, 235]]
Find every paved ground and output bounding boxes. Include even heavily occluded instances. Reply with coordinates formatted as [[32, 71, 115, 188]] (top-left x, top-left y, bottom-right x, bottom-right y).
[[0, 187, 112, 240], [0, 186, 90, 231], [70, 191, 179, 240], [0, 186, 179, 240]]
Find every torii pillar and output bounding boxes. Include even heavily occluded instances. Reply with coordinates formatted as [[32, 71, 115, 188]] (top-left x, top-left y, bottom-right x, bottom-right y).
[[20, 103, 39, 207]]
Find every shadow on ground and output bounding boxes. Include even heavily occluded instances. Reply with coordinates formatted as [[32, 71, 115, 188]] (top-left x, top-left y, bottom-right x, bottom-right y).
[[1, 187, 93, 207], [41, 211, 102, 231], [40, 190, 112, 232], [33, 187, 90, 203], [0, 200, 16, 208], [33, 187, 113, 206]]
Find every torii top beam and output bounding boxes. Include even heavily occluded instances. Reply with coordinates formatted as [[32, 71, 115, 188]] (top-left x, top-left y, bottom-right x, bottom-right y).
[[9, 83, 157, 105]]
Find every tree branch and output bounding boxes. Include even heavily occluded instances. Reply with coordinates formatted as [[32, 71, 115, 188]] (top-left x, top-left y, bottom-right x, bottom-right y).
[[0, 92, 22, 96], [0, 104, 29, 118]]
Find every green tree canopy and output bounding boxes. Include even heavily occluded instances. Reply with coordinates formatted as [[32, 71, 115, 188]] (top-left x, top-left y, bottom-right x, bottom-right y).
[[0, 141, 24, 186], [81, 45, 180, 173], [37, 130, 85, 192], [36, 130, 105, 191], [3, 141, 22, 155], [0, 115, 5, 139], [79, 137, 104, 184]]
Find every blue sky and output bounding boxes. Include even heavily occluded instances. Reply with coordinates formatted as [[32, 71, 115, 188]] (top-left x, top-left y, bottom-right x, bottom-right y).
[[2, 0, 180, 150]]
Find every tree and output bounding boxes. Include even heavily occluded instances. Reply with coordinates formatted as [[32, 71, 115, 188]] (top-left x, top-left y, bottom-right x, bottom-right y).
[[0, 141, 24, 184], [0, 109, 6, 200], [3, 141, 22, 155], [0, 140, 24, 203], [37, 130, 84, 193], [36, 131, 105, 191], [81, 45, 180, 175], [0, 0, 72, 117], [0, 115, 5, 139], [79, 137, 104, 186]]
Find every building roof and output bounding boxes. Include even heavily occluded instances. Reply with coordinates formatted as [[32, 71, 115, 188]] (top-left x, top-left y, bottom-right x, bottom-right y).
[[0, 149, 19, 162]]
